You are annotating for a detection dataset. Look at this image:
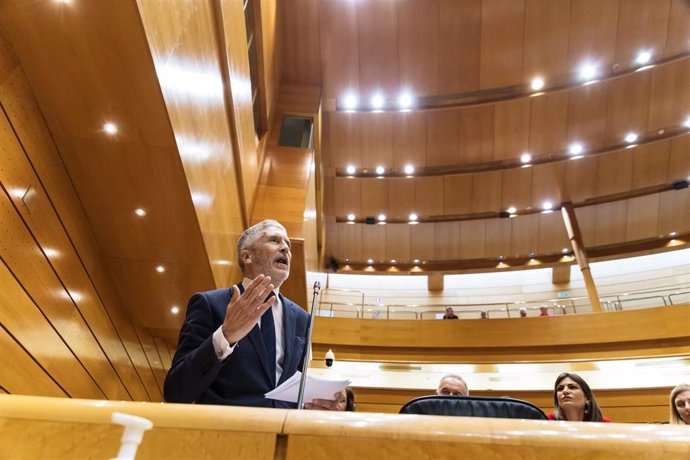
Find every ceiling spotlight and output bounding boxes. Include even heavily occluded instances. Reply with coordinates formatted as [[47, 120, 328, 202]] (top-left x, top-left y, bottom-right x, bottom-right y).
[[413, 259, 420, 264], [408, 213, 418, 223], [635, 50, 652, 65], [375, 165, 385, 175], [669, 231, 678, 237], [542, 201, 554, 212], [171, 306, 180, 314], [624, 132, 639, 143], [683, 117, 690, 129], [506, 206, 517, 215], [156, 265, 165, 273], [561, 248, 569, 254], [346, 165, 356, 175], [134, 208, 146, 217], [371, 93, 385, 111], [498, 255, 505, 261], [367, 259, 374, 265], [377, 213, 386, 222], [529, 252, 536, 258], [404, 164, 415, 175], [530, 77, 544, 91], [568, 143, 584, 156], [347, 213, 356, 222], [579, 63, 598, 82], [103, 122, 118, 135], [390, 259, 397, 264], [398, 92, 414, 111], [343, 93, 358, 111], [520, 153, 532, 164]]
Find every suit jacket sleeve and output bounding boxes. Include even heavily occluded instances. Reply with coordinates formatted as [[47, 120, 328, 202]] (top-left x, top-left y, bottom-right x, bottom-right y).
[[163, 292, 227, 403]]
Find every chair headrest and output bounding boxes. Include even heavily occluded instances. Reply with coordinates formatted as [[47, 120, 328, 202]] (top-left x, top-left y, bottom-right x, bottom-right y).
[[399, 395, 547, 420]]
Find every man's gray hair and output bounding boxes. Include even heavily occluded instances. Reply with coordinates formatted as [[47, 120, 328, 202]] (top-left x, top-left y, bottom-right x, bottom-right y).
[[236, 219, 286, 273], [438, 374, 469, 394]]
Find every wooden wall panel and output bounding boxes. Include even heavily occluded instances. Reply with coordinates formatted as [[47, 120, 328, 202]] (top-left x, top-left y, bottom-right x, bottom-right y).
[[458, 105, 495, 163], [665, 0, 690, 56], [537, 212, 568, 253], [426, 110, 460, 166], [357, 1, 398, 91], [605, 72, 651, 145], [631, 142, 670, 188], [614, 0, 670, 68], [443, 175, 474, 215], [337, 223, 363, 262], [511, 214, 540, 256], [531, 163, 565, 210], [625, 194, 660, 241], [594, 201, 629, 245], [648, 58, 690, 129], [136, 327, 166, 396], [494, 99, 530, 161], [501, 167, 533, 210], [410, 224, 436, 261], [0, 257, 104, 399], [485, 219, 512, 258], [597, 150, 633, 196], [393, 112, 426, 169], [438, 0, 481, 94], [434, 222, 462, 260], [415, 177, 444, 217], [528, 92, 569, 155], [669, 136, 690, 180], [479, 0, 525, 89], [566, 83, 609, 152], [523, 0, 571, 80], [385, 225, 411, 262], [398, 0, 439, 96], [459, 220, 486, 259], [567, 0, 619, 67], [361, 224, 387, 263], [259, 0, 282, 123], [318, 0, 359, 100], [387, 178, 415, 220], [0, 326, 65, 397], [563, 156, 598, 202], [281, 0, 320, 85], [359, 113, 394, 168], [333, 177, 361, 217], [658, 189, 690, 236], [472, 171, 502, 212], [327, 112, 362, 168], [360, 179, 388, 218]]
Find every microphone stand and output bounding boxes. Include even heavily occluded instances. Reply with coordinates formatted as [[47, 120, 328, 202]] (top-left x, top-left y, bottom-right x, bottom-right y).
[[296, 281, 321, 409]]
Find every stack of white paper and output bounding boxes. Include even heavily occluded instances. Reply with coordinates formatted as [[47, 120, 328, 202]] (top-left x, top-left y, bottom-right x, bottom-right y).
[[265, 371, 351, 403]]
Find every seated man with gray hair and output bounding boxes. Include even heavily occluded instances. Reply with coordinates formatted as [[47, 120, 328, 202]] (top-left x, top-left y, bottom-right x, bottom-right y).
[[436, 374, 469, 396]]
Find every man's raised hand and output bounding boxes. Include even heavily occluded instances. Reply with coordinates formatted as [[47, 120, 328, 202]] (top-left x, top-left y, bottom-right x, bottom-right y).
[[221, 274, 275, 344]]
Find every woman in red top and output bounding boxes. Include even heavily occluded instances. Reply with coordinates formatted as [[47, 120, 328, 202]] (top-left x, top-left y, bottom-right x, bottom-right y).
[[547, 373, 611, 422]]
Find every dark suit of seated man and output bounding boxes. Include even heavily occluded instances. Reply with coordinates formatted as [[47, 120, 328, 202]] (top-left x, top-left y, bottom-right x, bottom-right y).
[[164, 219, 343, 410]]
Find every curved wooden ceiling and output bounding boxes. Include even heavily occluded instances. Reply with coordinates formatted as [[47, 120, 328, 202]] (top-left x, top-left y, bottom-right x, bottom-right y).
[[281, 0, 690, 272]]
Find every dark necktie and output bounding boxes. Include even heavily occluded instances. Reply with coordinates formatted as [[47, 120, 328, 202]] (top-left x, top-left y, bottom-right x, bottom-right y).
[[261, 301, 276, 386]]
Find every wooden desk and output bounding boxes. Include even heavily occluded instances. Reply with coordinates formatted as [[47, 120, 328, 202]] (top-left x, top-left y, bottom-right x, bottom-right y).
[[1, 395, 689, 459]]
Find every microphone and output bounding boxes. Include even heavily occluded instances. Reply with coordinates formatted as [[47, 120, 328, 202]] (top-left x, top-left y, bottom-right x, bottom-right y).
[[296, 281, 321, 409]]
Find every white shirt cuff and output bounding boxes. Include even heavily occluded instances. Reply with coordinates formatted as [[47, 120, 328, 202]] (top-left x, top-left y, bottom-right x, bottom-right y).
[[212, 326, 237, 361]]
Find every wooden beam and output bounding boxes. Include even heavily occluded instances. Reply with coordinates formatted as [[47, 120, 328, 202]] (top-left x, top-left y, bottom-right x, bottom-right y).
[[561, 202, 602, 312]]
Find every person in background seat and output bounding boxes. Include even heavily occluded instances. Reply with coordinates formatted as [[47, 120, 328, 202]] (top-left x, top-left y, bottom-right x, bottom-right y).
[[436, 374, 469, 396], [670, 383, 690, 425], [547, 373, 610, 422], [443, 307, 458, 319]]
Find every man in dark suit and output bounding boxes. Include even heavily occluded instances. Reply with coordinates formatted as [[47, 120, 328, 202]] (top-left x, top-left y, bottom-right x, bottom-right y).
[[164, 219, 343, 410]]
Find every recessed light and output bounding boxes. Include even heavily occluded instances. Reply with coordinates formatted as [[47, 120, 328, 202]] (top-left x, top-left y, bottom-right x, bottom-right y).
[[375, 165, 385, 175], [670, 231, 678, 237], [579, 63, 597, 81], [377, 214, 386, 222], [529, 252, 536, 258], [347, 213, 356, 221], [404, 164, 415, 175], [215, 260, 231, 265], [156, 265, 165, 273], [683, 117, 690, 129], [346, 165, 356, 175], [343, 93, 358, 111], [390, 260, 397, 264], [520, 153, 532, 164], [398, 92, 414, 111], [413, 259, 420, 264], [506, 206, 517, 214], [134, 208, 146, 217], [624, 132, 639, 143], [542, 201, 553, 212], [568, 143, 584, 156], [408, 213, 418, 222], [345, 258, 350, 263], [530, 77, 544, 91], [498, 255, 505, 261], [171, 306, 180, 314], [103, 122, 118, 135], [561, 248, 569, 254], [635, 50, 652, 65], [371, 93, 385, 111], [367, 259, 374, 265]]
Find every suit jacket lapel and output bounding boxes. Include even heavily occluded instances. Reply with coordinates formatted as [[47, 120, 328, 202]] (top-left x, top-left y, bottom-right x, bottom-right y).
[[237, 282, 274, 385], [278, 294, 296, 386]]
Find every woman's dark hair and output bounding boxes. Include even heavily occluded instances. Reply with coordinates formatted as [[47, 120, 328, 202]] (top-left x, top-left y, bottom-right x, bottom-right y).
[[552, 373, 604, 422], [345, 387, 356, 412]]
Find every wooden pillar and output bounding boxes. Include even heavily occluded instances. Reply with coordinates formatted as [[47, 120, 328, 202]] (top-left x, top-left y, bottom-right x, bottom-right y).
[[561, 202, 602, 312], [428, 273, 444, 292]]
